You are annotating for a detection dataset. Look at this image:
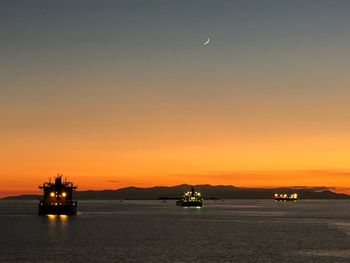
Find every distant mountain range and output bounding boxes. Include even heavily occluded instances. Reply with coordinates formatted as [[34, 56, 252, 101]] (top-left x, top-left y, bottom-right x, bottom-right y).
[[2, 184, 350, 200]]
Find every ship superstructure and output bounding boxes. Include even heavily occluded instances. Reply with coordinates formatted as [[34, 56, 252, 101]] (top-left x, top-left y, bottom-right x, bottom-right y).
[[176, 186, 203, 207], [274, 193, 298, 201], [39, 175, 77, 215]]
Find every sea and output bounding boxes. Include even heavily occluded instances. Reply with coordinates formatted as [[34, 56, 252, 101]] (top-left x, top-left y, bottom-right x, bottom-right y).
[[1, 199, 350, 262]]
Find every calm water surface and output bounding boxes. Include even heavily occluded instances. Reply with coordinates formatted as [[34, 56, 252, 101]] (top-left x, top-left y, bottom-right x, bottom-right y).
[[1, 200, 350, 262]]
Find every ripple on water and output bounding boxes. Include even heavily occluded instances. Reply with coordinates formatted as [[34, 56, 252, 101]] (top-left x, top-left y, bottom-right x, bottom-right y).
[[329, 221, 350, 236], [294, 249, 350, 258]]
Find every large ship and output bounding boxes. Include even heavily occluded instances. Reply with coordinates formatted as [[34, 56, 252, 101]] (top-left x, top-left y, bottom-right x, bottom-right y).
[[176, 186, 203, 207], [38, 175, 78, 215], [274, 193, 298, 201]]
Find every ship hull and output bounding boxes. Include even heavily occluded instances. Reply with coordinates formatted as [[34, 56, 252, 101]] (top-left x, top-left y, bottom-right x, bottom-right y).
[[176, 200, 202, 207], [39, 204, 77, 215], [274, 198, 298, 202]]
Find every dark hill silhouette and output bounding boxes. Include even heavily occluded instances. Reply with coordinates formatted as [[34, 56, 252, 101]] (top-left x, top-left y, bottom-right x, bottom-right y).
[[2, 184, 349, 200]]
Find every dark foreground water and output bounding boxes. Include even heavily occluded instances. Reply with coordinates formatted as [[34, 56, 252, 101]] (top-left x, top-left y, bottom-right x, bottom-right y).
[[1, 200, 350, 262]]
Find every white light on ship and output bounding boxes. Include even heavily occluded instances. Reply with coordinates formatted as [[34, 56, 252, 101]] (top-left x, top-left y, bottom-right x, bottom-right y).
[[62, 192, 67, 197], [50, 192, 55, 197]]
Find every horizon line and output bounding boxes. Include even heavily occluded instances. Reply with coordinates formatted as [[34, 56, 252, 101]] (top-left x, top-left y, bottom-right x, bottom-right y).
[[2, 184, 348, 199]]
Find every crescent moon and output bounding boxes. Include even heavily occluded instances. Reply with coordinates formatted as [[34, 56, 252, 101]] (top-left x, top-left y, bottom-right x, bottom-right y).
[[203, 38, 210, 45]]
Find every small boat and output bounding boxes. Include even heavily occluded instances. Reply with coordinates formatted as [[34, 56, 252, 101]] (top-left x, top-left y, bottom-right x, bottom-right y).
[[274, 193, 298, 201], [176, 186, 203, 207], [38, 175, 78, 215]]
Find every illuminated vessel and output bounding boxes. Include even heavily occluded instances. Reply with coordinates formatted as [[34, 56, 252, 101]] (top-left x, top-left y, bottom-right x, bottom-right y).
[[274, 193, 298, 201], [176, 186, 203, 207], [38, 175, 78, 215]]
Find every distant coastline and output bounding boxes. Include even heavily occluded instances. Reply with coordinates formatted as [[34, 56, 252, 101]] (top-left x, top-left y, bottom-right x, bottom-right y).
[[2, 184, 350, 200]]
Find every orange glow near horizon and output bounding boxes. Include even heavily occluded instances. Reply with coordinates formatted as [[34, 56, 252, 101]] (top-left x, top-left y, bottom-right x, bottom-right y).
[[2, 130, 350, 197]]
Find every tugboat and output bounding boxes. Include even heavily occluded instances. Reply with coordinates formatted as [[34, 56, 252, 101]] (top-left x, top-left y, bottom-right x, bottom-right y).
[[274, 193, 298, 201], [176, 186, 203, 207], [38, 175, 78, 215]]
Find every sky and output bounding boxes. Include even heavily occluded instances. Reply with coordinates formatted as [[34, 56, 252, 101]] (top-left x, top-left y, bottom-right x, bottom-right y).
[[1, 0, 350, 196]]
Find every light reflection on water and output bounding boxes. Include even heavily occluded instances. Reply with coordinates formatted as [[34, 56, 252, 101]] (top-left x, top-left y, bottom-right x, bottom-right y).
[[46, 214, 69, 226]]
